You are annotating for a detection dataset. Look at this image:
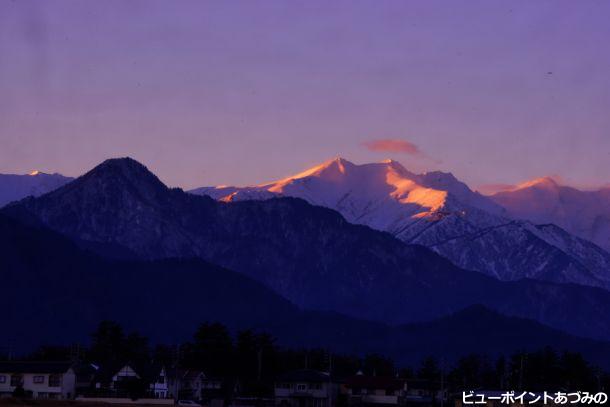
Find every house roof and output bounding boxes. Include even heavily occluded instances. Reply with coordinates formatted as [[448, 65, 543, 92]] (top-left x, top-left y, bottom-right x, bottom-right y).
[[93, 363, 127, 383], [0, 361, 73, 374], [345, 376, 406, 390], [93, 362, 165, 384], [276, 369, 333, 383], [139, 363, 165, 383]]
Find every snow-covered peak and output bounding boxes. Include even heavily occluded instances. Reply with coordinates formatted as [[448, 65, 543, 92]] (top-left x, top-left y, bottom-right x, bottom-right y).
[[189, 158, 610, 290], [416, 170, 505, 215], [26, 170, 67, 178], [491, 177, 610, 251], [419, 171, 467, 194], [264, 157, 355, 189], [379, 158, 411, 172], [191, 157, 506, 227], [263, 157, 417, 187], [0, 171, 73, 207]]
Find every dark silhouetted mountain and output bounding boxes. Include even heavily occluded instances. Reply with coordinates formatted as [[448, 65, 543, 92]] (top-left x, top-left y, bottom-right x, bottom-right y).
[[0, 171, 72, 207], [0, 213, 293, 352], [4, 214, 610, 368], [6, 158, 610, 342], [389, 305, 610, 365], [262, 304, 610, 368]]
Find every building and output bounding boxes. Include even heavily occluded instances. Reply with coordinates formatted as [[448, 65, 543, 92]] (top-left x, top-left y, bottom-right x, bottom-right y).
[[275, 369, 340, 407], [344, 375, 407, 406], [91, 363, 168, 398], [0, 361, 76, 399], [149, 365, 170, 399]]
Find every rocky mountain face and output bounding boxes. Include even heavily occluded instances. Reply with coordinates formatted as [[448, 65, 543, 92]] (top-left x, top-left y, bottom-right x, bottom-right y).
[[490, 177, 610, 252], [5, 213, 610, 367], [191, 158, 610, 291], [6, 157, 610, 341], [0, 171, 72, 207]]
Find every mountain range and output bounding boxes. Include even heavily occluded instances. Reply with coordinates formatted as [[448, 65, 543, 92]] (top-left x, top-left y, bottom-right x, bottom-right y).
[[4, 159, 608, 291], [0, 171, 72, 207], [191, 158, 610, 291], [5, 212, 610, 368], [5, 157, 610, 343], [490, 177, 610, 252]]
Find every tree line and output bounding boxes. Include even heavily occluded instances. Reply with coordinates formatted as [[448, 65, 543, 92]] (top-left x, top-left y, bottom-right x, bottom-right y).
[[3, 321, 609, 396]]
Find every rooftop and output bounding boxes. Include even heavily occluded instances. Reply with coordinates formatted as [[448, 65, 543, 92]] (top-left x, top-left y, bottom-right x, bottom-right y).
[[0, 361, 73, 374]]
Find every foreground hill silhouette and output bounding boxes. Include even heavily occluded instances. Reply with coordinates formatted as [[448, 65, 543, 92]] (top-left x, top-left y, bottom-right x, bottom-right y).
[[4, 214, 610, 367], [5, 157, 610, 341]]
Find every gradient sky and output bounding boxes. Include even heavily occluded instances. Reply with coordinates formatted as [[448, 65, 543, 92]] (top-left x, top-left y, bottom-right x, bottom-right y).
[[1, 0, 609, 190]]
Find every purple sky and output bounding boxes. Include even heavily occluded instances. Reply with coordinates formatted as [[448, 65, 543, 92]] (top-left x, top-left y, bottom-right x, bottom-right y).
[[1, 0, 609, 190]]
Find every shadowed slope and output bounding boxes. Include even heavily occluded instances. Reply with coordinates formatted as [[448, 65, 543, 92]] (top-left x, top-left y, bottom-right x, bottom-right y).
[[5, 157, 610, 342]]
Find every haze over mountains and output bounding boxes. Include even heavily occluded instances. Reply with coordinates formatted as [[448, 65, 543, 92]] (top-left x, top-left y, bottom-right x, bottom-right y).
[[490, 177, 610, 252], [191, 158, 610, 291], [0, 171, 72, 207], [5, 157, 610, 345]]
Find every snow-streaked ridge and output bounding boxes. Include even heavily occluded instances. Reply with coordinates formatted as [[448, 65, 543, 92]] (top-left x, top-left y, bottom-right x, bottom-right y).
[[191, 157, 610, 291], [193, 157, 505, 223], [491, 177, 610, 252]]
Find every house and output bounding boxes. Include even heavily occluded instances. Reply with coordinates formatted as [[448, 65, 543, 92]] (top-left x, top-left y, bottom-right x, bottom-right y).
[[0, 361, 76, 399], [275, 369, 340, 407], [344, 374, 407, 406], [148, 365, 170, 399], [91, 363, 168, 398]]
